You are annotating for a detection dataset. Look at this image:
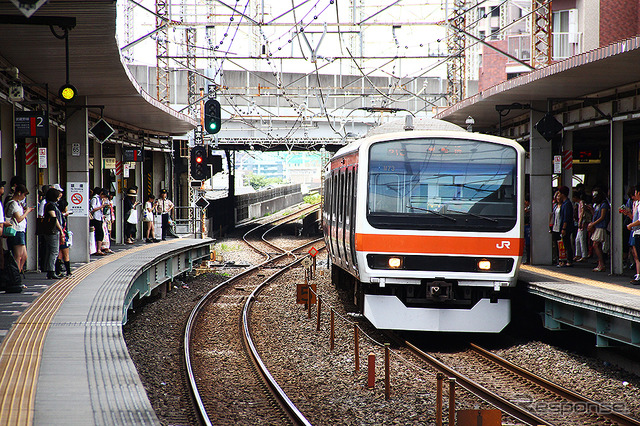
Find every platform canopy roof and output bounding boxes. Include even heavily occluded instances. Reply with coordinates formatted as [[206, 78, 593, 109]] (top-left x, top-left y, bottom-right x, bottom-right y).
[[0, 0, 197, 136], [436, 36, 640, 131]]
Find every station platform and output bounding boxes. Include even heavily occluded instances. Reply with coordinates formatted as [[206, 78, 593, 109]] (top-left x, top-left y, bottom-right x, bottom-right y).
[[519, 261, 640, 348], [0, 237, 212, 426]]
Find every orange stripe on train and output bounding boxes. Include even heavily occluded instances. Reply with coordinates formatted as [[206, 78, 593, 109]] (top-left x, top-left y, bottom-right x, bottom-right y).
[[355, 234, 523, 256]]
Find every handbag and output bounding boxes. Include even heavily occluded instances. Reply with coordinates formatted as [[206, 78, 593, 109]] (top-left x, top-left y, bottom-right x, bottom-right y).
[[143, 210, 152, 222], [2, 226, 16, 237], [36, 216, 57, 235], [126, 209, 138, 224]]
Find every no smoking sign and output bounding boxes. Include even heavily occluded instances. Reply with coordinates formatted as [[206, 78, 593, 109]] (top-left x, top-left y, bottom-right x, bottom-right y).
[[67, 182, 88, 217], [71, 193, 83, 205]]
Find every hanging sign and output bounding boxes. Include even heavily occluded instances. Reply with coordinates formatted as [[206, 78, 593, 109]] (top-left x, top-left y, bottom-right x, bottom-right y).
[[15, 111, 49, 138], [123, 148, 143, 162], [553, 155, 562, 174], [38, 147, 47, 168], [68, 182, 88, 216]]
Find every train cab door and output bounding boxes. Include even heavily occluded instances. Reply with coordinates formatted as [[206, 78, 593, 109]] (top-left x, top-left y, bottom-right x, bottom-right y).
[[331, 170, 341, 260], [336, 169, 345, 262], [343, 167, 354, 268], [349, 166, 358, 273]]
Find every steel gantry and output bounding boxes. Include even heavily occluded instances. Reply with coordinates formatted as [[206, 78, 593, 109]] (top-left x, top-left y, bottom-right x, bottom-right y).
[[531, 0, 552, 68], [156, 0, 171, 105], [446, 0, 467, 105]]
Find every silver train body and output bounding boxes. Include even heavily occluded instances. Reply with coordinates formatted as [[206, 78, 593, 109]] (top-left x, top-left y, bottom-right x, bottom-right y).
[[322, 121, 525, 332]]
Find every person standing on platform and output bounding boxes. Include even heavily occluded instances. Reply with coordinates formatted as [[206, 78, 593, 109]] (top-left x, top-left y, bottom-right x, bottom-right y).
[[588, 190, 610, 272], [55, 199, 72, 277], [574, 192, 592, 262], [550, 190, 561, 264], [523, 194, 531, 264], [143, 194, 158, 243], [89, 188, 108, 255], [124, 188, 140, 244], [5, 184, 35, 274], [624, 185, 640, 284], [557, 186, 574, 267], [156, 189, 174, 241], [42, 188, 64, 279], [0, 180, 8, 270]]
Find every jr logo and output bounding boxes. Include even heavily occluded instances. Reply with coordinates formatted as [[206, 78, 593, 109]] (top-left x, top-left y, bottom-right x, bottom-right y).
[[496, 241, 511, 249]]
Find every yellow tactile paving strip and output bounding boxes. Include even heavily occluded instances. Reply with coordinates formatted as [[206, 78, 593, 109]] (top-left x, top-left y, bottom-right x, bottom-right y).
[[521, 264, 640, 297], [0, 245, 152, 426]]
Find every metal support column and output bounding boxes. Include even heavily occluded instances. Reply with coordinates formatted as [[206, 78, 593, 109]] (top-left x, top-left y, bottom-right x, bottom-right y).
[[446, 0, 467, 105], [115, 144, 123, 244], [531, 0, 552, 68], [610, 121, 624, 275], [155, 0, 170, 105], [530, 101, 553, 265], [562, 131, 573, 192]]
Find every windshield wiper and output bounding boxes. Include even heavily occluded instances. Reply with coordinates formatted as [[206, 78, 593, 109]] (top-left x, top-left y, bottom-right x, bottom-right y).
[[406, 205, 457, 222], [447, 209, 498, 223]]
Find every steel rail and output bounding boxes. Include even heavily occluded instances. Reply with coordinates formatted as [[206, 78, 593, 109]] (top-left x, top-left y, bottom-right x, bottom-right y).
[[470, 343, 640, 426], [242, 204, 319, 256], [184, 207, 321, 425], [241, 247, 324, 426], [404, 341, 553, 426]]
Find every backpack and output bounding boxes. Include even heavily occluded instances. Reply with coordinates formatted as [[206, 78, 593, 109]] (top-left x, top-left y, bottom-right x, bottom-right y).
[[0, 250, 22, 293]]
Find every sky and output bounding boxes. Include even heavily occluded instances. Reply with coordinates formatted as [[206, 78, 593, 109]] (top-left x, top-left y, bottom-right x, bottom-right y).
[[116, 0, 450, 80]]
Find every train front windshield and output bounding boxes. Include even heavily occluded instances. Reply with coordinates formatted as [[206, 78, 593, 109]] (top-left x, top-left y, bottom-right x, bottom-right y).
[[367, 137, 518, 232]]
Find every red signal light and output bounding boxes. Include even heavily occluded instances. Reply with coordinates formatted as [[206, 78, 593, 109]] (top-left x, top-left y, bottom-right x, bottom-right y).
[[196, 156, 203, 163]]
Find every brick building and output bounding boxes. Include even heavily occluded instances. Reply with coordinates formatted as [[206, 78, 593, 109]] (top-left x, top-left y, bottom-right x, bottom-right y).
[[472, 0, 640, 94]]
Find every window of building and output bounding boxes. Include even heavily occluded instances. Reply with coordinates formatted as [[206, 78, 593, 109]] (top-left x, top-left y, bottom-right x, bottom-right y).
[[479, 30, 486, 40], [490, 6, 500, 17], [552, 9, 580, 59], [179, 140, 189, 158], [478, 7, 485, 18], [490, 27, 500, 40]]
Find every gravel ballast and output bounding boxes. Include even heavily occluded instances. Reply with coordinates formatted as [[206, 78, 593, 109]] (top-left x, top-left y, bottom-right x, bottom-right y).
[[124, 235, 640, 425]]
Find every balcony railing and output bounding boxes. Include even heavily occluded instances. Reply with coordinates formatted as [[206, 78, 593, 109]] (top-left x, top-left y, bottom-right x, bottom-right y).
[[506, 32, 583, 63], [553, 31, 583, 60]]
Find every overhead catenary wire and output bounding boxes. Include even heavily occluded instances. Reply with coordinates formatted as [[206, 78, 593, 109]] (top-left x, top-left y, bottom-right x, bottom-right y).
[[134, 0, 542, 140]]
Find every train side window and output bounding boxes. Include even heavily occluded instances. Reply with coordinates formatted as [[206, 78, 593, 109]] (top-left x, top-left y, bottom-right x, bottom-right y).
[[339, 172, 344, 224], [331, 174, 338, 225]]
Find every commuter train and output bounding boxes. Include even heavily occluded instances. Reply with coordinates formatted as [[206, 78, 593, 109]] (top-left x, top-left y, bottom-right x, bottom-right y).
[[322, 118, 525, 332]]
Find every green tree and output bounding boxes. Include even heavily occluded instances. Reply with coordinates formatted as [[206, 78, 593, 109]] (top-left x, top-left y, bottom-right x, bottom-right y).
[[244, 174, 285, 190]]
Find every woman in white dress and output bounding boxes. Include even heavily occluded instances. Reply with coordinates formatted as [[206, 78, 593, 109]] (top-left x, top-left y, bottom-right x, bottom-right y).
[[144, 194, 157, 243]]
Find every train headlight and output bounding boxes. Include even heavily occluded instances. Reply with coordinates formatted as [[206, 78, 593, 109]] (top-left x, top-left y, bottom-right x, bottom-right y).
[[388, 257, 403, 269], [478, 259, 492, 271]]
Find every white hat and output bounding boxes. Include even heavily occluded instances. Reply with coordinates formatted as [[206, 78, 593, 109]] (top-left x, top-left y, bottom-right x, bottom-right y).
[[52, 183, 63, 192]]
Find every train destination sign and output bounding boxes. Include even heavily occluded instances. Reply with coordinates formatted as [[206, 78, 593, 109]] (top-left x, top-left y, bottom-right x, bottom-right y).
[[14, 111, 49, 138], [124, 148, 143, 162]]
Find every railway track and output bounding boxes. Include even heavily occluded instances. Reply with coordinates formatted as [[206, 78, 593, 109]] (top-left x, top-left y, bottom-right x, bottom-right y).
[[184, 206, 321, 425], [404, 339, 640, 426]]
